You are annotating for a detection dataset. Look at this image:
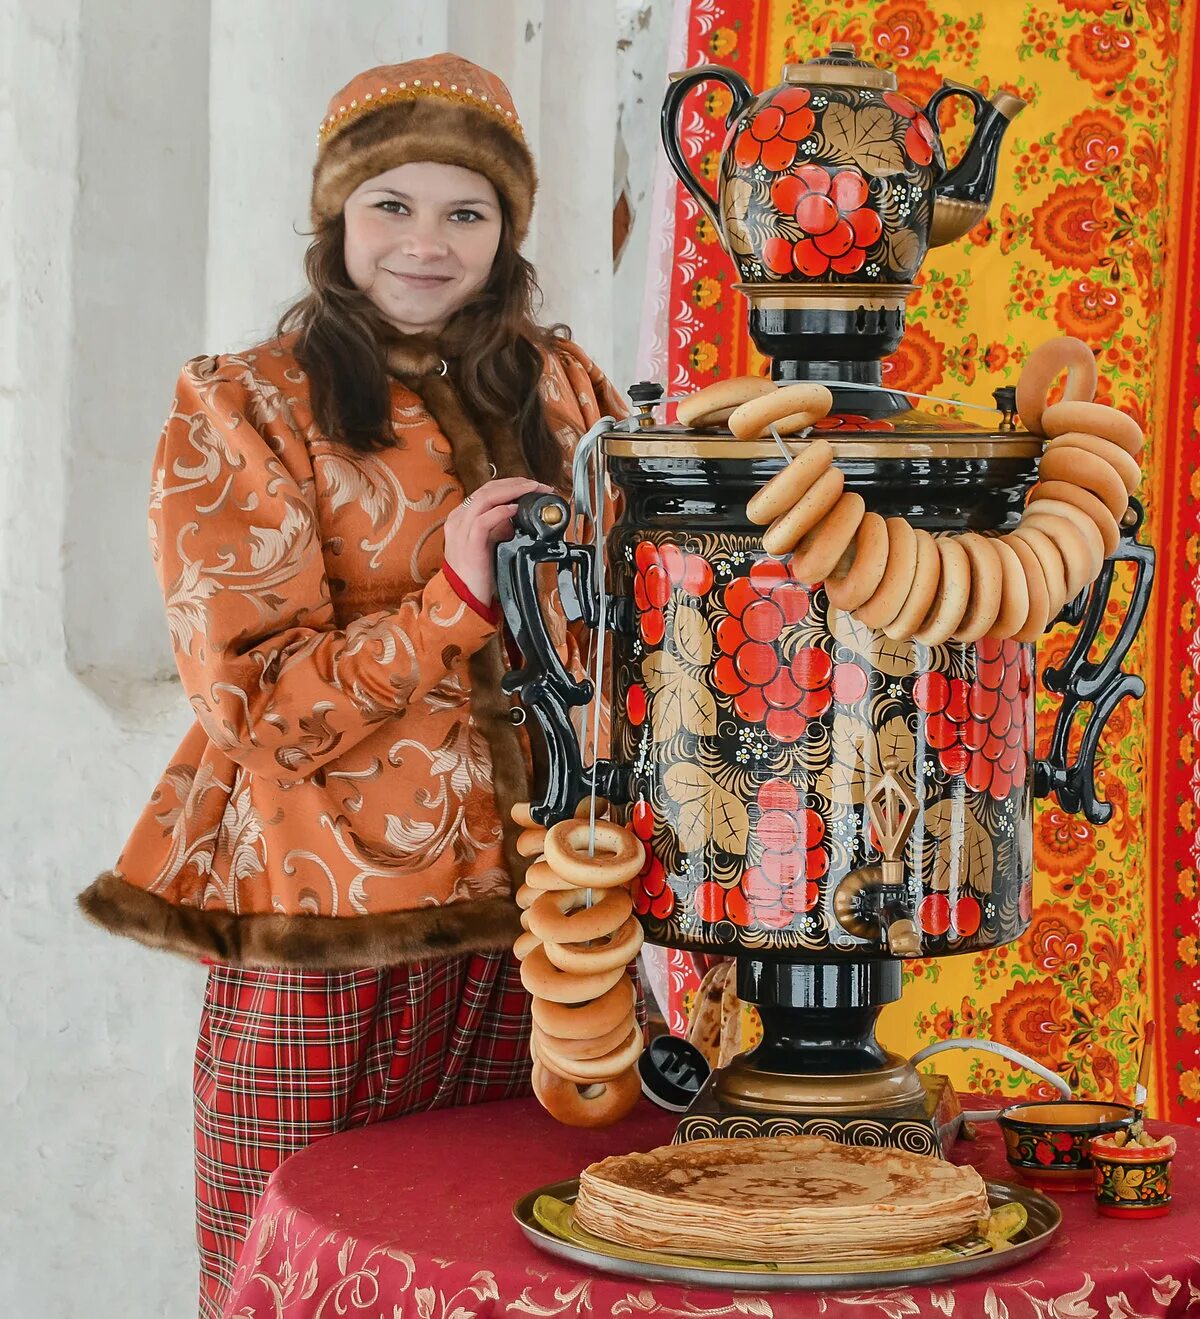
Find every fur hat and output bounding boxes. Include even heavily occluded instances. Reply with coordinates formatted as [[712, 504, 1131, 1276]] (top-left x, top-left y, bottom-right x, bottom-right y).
[[311, 53, 537, 243]]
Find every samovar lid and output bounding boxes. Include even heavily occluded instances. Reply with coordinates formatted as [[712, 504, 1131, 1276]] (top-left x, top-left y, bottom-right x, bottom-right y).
[[782, 42, 897, 92]]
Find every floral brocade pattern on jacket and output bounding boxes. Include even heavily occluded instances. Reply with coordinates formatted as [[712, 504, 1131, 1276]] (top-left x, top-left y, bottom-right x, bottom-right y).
[[116, 336, 623, 919]]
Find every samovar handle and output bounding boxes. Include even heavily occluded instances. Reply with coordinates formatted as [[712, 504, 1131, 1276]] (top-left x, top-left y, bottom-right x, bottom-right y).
[[1034, 497, 1155, 825], [661, 64, 754, 234], [494, 492, 627, 827]]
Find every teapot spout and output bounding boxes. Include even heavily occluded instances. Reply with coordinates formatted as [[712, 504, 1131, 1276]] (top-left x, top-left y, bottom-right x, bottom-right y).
[[928, 87, 1026, 247]]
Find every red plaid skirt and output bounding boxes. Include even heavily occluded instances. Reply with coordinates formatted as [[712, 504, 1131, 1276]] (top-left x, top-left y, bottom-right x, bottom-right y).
[[193, 951, 533, 1319]]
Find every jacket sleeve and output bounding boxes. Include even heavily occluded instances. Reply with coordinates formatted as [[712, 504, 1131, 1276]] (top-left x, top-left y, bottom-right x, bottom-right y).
[[152, 355, 497, 782]]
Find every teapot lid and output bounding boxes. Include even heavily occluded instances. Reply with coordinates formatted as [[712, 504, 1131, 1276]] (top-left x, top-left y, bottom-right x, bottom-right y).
[[783, 41, 897, 91]]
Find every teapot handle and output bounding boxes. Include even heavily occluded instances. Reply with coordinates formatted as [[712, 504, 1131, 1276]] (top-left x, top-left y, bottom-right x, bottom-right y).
[[1034, 498, 1155, 825], [924, 79, 990, 169], [661, 64, 755, 233]]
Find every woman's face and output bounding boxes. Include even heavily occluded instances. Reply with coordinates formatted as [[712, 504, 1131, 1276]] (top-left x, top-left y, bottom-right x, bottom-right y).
[[343, 160, 502, 335]]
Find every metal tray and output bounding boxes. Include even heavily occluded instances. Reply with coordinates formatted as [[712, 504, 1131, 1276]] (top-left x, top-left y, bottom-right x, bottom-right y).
[[513, 1178, 1061, 1292]]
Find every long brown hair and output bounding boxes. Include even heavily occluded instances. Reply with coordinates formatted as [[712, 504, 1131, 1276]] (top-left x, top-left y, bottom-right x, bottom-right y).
[[278, 208, 571, 486]]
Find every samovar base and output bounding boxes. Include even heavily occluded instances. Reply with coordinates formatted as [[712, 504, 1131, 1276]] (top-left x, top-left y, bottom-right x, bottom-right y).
[[715, 1048, 925, 1116], [673, 1071, 963, 1158]]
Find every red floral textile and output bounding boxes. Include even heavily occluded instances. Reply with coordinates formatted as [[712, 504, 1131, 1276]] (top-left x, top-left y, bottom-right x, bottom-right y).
[[221, 1095, 1200, 1318]]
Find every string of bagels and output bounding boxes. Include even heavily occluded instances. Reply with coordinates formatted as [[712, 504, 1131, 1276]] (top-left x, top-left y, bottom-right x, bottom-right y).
[[512, 335, 1141, 1128]]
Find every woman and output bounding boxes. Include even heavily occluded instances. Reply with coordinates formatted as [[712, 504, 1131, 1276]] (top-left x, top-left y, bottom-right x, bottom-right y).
[[78, 52, 628, 1318]]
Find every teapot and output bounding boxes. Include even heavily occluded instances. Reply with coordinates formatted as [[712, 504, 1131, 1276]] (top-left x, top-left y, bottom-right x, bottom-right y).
[[661, 42, 1026, 368]]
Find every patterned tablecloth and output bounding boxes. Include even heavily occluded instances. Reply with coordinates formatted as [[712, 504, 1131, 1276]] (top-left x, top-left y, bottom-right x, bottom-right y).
[[222, 1095, 1198, 1318]]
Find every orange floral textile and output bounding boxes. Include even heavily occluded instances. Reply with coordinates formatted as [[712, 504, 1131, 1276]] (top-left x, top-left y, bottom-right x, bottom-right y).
[[663, 0, 1200, 1121], [83, 335, 624, 965]]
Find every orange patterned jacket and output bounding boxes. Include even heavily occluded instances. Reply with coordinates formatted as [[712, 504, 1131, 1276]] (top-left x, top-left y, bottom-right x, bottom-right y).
[[79, 334, 626, 968]]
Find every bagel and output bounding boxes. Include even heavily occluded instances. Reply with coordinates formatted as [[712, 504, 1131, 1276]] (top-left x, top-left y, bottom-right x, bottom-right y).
[[543, 916, 644, 976], [516, 827, 547, 858], [531, 975, 637, 1040], [524, 859, 577, 893], [1016, 337, 1097, 434], [746, 438, 835, 526], [531, 1060, 641, 1128], [1010, 523, 1068, 618], [789, 491, 866, 585], [1043, 430, 1142, 496], [1040, 399, 1143, 456], [532, 1014, 637, 1063], [1026, 480, 1122, 556], [883, 528, 942, 641], [513, 929, 541, 961], [515, 883, 539, 910], [1037, 446, 1129, 521], [912, 536, 973, 647], [824, 511, 890, 612], [535, 1024, 644, 1084], [526, 886, 634, 946], [519, 944, 628, 1004], [1021, 498, 1105, 583], [677, 375, 775, 429], [950, 532, 1004, 644], [760, 466, 845, 555], [855, 517, 919, 631], [543, 820, 645, 889], [511, 802, 537, 829], [985, 536, 1031, 640], [728, 383, 834, 440], [1019, 509, 1097, 600], [1002, 534, 1052, 642]]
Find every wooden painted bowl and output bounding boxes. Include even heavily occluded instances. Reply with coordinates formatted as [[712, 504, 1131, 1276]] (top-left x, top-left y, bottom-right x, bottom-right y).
[[997, 1100, 1136, 1191], [1091, 1133, 1176, 1218]]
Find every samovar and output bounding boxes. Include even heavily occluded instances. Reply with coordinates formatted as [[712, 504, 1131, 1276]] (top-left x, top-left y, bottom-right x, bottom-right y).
[[496, 45, 1154, 1154]]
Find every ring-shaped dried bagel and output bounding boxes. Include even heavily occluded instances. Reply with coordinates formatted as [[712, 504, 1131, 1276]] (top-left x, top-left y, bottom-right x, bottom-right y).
[[515, 883, 539, 910], [950, 532, 1004, 644], [1040, 400, 1144, 456], [789, 491, 866, 586], [1021, 499, 1105, 583], [728, 383, 834, 440], [1016, 336, 1097, 435], [526, 886, 634, 945], [520, 944, 628, 1004], [543, 916, 644, 976], [1002, 534, 1052, 642], [510, 801, 537, 829], [516, 827, 547, 858], [985, 536, 1031, 640], [1019, 510, 1096, 600], [855, 517, 919, 631], [746, 438, 835, 525], [760, 466, 845, 555], [543, 820, 645, 889], [574, 796, 609, 820], [513, 929, 542, 961], [531, 1060, 642, 1128], [536, 1023, 644, 1084], [912, 536, 973, 647], [676, 376, 776, 429], [1026, 480, 1122, 556], [1043, 430, 1142, 496], [825, 511, 890, 612], [1011, 523, 1068, 618], [883, 528, 942, 641], [531, 975, 636, 1040], [1037, 446, 1129, 521], [532, 1014, 637, 1063], [524, 859, 577, 893]]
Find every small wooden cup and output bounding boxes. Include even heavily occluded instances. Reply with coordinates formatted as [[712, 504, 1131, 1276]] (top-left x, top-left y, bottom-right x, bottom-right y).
[[1091, 1132, 1177, 1219]]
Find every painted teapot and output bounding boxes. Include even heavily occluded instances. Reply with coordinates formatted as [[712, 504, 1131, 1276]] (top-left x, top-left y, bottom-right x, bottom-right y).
[[662, 42, 1027, 291]]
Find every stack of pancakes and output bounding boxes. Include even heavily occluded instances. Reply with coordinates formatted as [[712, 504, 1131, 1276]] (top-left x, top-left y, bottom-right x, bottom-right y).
[[575, 1135, 989, 1263]]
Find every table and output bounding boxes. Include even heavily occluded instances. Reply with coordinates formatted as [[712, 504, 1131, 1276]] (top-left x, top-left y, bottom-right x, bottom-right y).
[[222, 1097, 1199, 1318]]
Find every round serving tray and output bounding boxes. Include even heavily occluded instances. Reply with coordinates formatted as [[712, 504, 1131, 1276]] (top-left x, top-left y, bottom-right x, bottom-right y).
[[513, 1177, 1061, 1292]]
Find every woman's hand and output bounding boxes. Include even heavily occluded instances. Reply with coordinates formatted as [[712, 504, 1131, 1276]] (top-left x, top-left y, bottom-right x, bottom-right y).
[[443, 477, 555, 605]]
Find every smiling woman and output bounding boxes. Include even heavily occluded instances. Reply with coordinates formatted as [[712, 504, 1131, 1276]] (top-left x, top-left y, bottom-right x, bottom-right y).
[[75, 51, 632, 1319]]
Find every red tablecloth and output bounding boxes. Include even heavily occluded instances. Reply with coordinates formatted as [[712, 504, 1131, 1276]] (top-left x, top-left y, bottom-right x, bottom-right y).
[[222, 1097, 1199, 1318]]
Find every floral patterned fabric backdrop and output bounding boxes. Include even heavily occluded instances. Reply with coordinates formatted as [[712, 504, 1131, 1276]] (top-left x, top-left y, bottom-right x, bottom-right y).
[[659, 0, 1199, 1121]]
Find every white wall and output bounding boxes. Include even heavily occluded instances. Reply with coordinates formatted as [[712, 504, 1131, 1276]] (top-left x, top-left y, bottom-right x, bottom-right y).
[[0, 1, 672, 1313]]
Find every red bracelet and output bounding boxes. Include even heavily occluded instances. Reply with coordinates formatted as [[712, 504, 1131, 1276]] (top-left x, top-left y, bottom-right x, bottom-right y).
[[443, 562, 501, 625]]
